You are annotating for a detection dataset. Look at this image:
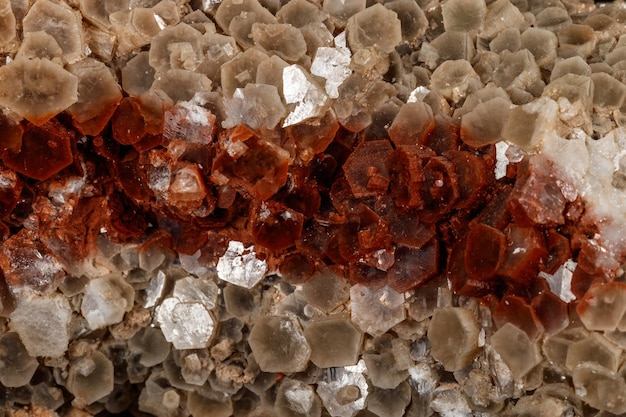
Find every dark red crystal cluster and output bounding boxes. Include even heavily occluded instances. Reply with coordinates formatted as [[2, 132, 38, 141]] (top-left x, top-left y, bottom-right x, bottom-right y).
[[0, 82, 611, 344]]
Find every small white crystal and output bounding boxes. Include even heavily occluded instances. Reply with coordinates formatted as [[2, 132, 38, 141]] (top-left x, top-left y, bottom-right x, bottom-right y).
[[282, 65, 329, 127], [172, 276, 218, 310], [539, 259, 576, 303], [317, 360, 368, 417], [81, 275, 135, 330], [350, 284, 405, 336], [10, 294, 72, 357], [216, 241, 267, 288], [222, 83, 285, 129], [156, 297, 215, 349], [407, 86, 431, 103], [311, 44, 352, 99], [495, 141, 509, 180]]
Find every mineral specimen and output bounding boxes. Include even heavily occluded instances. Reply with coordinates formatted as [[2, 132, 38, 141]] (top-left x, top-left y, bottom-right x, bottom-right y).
[[0, 0, 625, 416]]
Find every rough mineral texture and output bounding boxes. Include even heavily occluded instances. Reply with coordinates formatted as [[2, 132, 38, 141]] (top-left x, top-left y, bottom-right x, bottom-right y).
[[0, 0, 626, 416]]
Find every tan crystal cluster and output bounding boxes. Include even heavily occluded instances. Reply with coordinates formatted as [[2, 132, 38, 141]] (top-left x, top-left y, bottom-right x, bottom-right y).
[[2, 0, 626, 417]]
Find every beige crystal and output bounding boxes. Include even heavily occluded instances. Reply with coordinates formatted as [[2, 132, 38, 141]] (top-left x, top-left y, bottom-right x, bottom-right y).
[[565, 332, 621, 373], [249, 316, 311, 373], [346, 4, 402, 54], [23, 0, 84, 64], [304, 317, 362, 368], [0, 58, 78, 125], [428, 307, 481, 372], [490, 323, 541, 378]]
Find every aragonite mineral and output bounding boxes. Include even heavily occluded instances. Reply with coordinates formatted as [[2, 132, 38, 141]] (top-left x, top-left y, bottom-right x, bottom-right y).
[[1, 0, 626, 416]]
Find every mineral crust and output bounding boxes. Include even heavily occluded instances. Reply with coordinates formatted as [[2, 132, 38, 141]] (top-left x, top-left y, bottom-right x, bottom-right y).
[[0, 0, 626, 416]]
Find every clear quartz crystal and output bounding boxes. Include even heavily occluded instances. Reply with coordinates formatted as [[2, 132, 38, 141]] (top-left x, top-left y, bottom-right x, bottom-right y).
[[216, 241, 267, 288]]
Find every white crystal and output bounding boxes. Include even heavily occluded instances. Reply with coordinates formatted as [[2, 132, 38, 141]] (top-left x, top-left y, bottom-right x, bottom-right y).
[[172, 276, 218, 310], [81, 275, 135, 330], [179, 249, 212, 278], [10, 294, 71, 357], [317, 360, 368, 417], [539, 259, 576, 303], [495, 141, 509, 180], [156, 297, 215, 349], [282, 64, 329, 127], [216, 241, 267, 289], [222, 83, 285, 129], [310, 43, 352, 99], [144, 270, 167, 308], [350, 284, 405, 336], [407, 86, 431, 103]]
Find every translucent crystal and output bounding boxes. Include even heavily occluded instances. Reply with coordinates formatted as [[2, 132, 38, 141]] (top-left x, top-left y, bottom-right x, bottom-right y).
[[367, 381, 411, 417], [346, 4, 401, 54], [66, 351, 114, 406], [501, 97, 559, 151], [128, 327, 171, 367], [310, 42, 352, 99], [441, 0, 485, 34], [363, 352, 408, 389], [317, 360, 368, 417], [520, 28, 558, 69], [430, 384, 472, 417], [350, 284, 405, 336], [221, 47, 269, 97], [10, 294, 71, 357], [460, 97, 511, 147], [430, 59, 482, 103], [82, 274, 135, 330], [275, 379, 322, 417], [23, 0, 84, 64], [156, 297, 215, 349], [384, 0, 427, 43], [282, 64, 329, 127], [149, 23, 202, 72], [590, 72, 626, 110], [304, 317, 362, 368], [301, 268, 349, 313], [481, 0, 525, 40], [0, 332, 39, 387], [151, 69, 212, 103], [493, 49, 542, 92], [216, 241, 267, 289], [0, 58, 78, 125], [15, 31, 63, 63], [323, 0, 366, 27], [489, 28, 520, 54], [187, 392, 233, 417], [428, 307, 481, 372], [490, 323, 541, 378], [565, 332, 621, 373], [248, 315, 311, 373], [67, 58, 122, 135], [0, 0, 16, 51], [172, 276, 218, 310], [79, 0, 129, 30], [573, 363, 626, 415], [276, 0, 323, 28], [223, 83, 286, 129], [576, 282, 626, 332], [251, 23, 306, 62]]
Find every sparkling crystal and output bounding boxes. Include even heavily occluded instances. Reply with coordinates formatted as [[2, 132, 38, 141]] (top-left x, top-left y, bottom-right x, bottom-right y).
[[81, 274, 135, 330], [282, 64, 329, 127], [156, 297, 215, 350], [216, 241, 267, 289], [350, 284, 405, 336]]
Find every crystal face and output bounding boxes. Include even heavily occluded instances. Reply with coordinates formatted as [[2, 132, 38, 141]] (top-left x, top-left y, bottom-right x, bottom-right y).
[[1, 0, 626, 415]]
